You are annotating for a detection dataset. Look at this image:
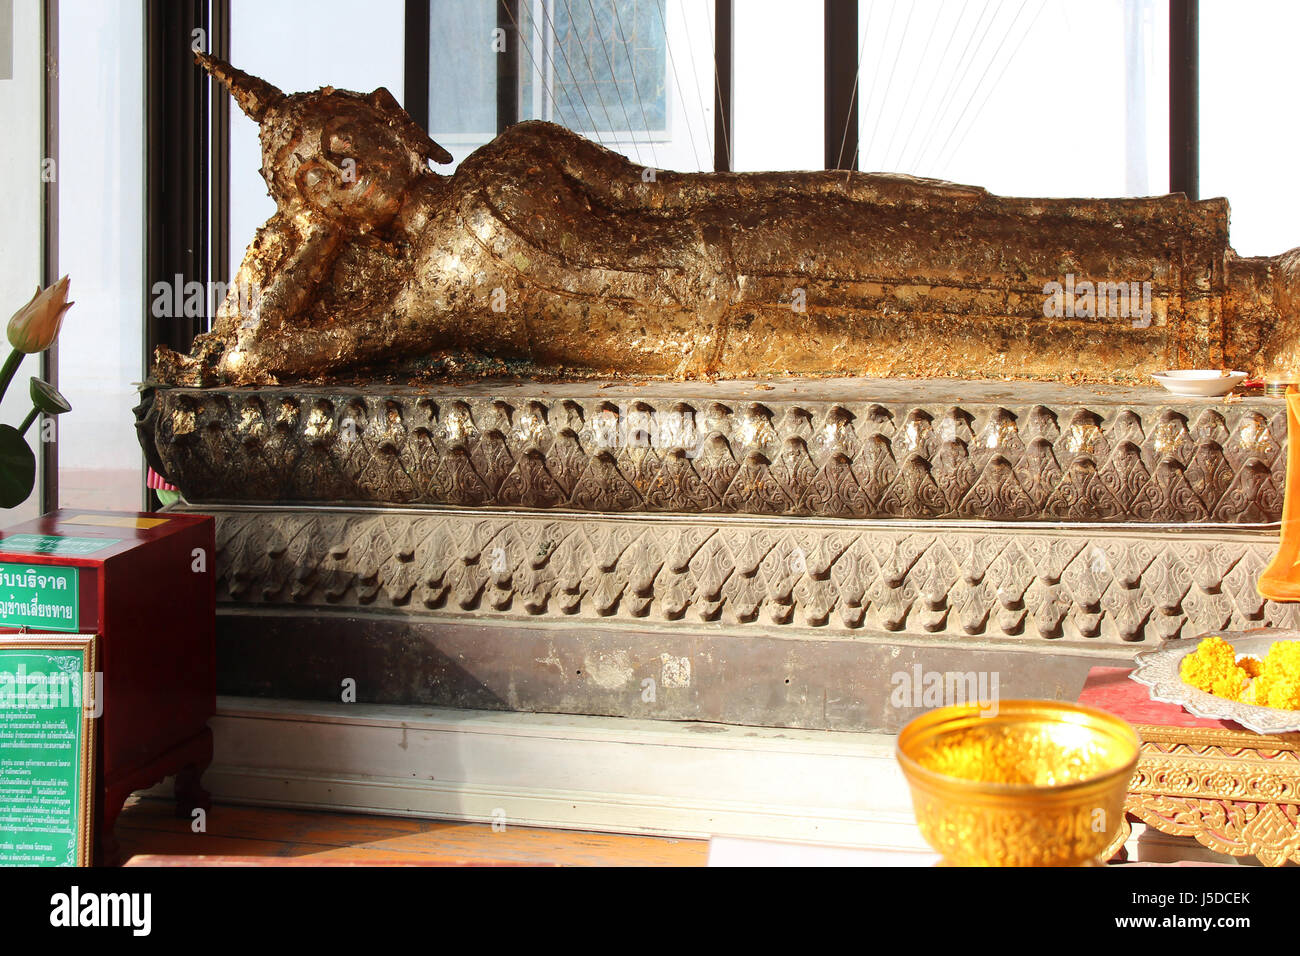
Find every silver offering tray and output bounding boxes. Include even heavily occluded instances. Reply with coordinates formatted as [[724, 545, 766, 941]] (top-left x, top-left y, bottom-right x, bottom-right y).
[[1131, 628, 1300, 735]]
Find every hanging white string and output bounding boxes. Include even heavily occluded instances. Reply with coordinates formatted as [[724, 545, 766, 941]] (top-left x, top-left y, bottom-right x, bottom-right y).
[[935, 0, 1048, 175], [853, 0, 899, 174], [609, 0, 661, 170], [859, 0, 916, 172], [558, 0, 621, 142], [912, 0, 1003, 174], [500, 0, 597, 142], [878, 0, 944, 172], [906, 0, 998, 172], [584, 0, 639, 154], [525, 1, 560, 121], [930, 0, 1033, 169], [538, 0, 612, 141], [931, 0, 1034, 173], [654, 0, 703, 171], [891, 2, 978, 174], [676, 0, 714, 164]]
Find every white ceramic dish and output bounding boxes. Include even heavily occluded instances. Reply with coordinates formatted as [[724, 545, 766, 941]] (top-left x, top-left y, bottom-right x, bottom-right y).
[[1151, 369, 1247, 397]]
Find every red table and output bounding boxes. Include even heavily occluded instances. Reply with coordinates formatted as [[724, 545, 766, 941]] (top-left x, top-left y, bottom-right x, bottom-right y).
[[1079, 665, 1300, 865], [0, 510, 215, 865]]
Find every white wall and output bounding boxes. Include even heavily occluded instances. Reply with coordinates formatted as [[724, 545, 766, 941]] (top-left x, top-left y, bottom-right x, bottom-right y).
[[0, 0, 43, 522]]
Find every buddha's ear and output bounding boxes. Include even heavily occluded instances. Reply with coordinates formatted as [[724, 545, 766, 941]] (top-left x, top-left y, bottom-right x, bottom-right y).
[[369, 87, 454, 165]]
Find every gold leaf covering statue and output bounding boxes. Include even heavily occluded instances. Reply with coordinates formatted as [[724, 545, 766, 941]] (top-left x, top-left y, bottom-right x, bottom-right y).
[[152, 53, 1300, 387]]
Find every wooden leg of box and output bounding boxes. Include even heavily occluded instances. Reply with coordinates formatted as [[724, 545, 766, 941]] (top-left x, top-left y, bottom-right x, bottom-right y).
[[97, 726, 214, 865], [96, 793, 126, 868], [173, 726, 214, 818]]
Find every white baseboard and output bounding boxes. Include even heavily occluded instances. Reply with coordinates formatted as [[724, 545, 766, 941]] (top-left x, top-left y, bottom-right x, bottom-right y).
[[142, 697, 1230, 863], [165, 696, 937, 853]]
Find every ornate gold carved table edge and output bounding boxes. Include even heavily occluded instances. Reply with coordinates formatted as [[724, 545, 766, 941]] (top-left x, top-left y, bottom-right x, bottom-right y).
[[1082, 665, 1300, 866]]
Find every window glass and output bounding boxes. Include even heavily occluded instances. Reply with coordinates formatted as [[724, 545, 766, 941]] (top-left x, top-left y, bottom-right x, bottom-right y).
[[1201, 0, 1299, 257], [432, 0, 713, 173], [56, 0, 145, 511], [733, 0, 823, 171], [429, 0, 500, 165], [228, 0, 406, 279], [521, 0, 668, 134], [855, 0, 1169, 198]]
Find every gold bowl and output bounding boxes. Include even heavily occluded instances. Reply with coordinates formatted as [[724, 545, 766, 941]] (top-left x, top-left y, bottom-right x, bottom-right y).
[[896, 700, 1139, 866]]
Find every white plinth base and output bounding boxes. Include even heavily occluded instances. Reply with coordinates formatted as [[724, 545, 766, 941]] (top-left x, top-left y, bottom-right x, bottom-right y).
[[142, 697, 1240, 864], [170, 696, 936, 853]]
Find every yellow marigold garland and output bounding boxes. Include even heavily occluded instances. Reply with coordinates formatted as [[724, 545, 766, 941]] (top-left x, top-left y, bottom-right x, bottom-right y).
[[1181, 637, 1300, 710]]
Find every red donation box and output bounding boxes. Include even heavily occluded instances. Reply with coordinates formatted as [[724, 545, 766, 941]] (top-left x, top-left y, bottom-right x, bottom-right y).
[[0, 509, 215, 864]]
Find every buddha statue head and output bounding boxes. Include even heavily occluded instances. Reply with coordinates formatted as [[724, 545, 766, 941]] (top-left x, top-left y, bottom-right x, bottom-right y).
[[195, 52, 452, 234]]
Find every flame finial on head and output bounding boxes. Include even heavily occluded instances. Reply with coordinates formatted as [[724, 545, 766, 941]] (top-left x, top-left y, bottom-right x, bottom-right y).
[[194, 51, 286, 122]]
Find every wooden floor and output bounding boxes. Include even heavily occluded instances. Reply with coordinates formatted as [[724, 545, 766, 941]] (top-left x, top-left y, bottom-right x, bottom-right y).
[[116, 797, 709, 866]]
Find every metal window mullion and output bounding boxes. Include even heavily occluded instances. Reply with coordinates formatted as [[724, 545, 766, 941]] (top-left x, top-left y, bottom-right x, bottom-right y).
[[824, 0, 858, 170], [713, 0, 731, 172], [404, 0, 431, 131], [497, 0, 521, 134], [1169, 0, 1198, 198], [40, 0, 58, 513]]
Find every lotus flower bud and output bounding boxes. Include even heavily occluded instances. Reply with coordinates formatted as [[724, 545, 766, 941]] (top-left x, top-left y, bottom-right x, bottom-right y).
[[7, 277, 73, 354]]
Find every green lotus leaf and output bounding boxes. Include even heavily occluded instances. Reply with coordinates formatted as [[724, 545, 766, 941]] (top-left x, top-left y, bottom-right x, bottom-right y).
[[0, 424, 36, 508]]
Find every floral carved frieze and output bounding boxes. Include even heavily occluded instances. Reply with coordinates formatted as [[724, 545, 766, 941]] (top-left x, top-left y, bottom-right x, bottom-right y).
[[141, 386, 1287, 523], [1100, 728, 1300, 866], [198, 506, 1300, 643], [1127, 737, 1300, 865], [1128, 796, 1300, 866]]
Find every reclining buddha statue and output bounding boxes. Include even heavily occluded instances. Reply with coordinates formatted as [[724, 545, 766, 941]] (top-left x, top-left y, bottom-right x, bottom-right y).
[[151, 53, 1300, 387]]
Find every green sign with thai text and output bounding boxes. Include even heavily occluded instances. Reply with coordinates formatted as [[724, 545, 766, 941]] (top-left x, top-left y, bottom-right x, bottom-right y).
[[0, 638, 97, 866], [0, 564, 78, 633]]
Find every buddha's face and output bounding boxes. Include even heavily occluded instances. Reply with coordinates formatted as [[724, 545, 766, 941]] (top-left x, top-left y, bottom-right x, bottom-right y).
[[193, 53, 451, 234], [259, 89, 445, 232]]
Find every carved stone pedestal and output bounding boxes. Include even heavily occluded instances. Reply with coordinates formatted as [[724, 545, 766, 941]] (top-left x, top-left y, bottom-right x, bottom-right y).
[[140, 378, 1286, 525], [141, 378, 1298, 731], [181, 503, 1300, 732]]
